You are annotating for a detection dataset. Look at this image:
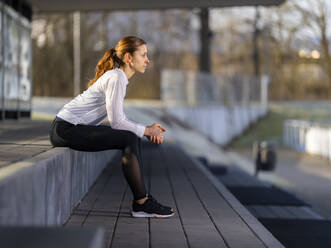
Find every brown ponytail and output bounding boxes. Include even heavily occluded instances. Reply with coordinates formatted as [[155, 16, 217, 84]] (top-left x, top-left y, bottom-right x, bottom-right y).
[[88, 36, 146, 88]]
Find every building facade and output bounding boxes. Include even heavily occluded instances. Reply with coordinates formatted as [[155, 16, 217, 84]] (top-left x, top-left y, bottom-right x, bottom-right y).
[[0, 0, 32, 120]]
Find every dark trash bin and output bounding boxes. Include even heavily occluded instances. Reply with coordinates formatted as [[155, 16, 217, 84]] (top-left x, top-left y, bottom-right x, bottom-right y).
[[253, 141, 277, 176]]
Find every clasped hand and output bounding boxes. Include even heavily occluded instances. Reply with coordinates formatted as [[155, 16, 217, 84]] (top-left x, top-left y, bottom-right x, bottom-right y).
[[144, 123, 166, 144]]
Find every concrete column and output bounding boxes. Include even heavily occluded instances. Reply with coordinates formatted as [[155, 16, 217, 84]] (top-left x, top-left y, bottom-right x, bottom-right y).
[[261, 75, 269, 106], [253, 7, 260, 77], [16, 1, 22, 119], [73, 11, 81, 96], [199, 8, 211, 73]]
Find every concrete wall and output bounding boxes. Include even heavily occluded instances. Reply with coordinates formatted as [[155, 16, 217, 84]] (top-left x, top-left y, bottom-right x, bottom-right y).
[[284, 119, 331, 160], [0, 148, 120, 226], [167, 104, 267, 145]]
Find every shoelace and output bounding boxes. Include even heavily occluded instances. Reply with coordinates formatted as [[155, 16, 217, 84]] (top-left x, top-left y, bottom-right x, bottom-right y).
[[148, 194, 174, 212], [148, 194, 165, 209]]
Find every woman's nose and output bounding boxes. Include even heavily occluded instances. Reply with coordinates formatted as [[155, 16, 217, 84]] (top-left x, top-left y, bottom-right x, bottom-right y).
[[145, 58, 150, 64]]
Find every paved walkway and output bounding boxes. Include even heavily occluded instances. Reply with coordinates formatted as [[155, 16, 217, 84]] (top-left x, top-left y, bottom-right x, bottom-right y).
[[64, 142, 268, 248]]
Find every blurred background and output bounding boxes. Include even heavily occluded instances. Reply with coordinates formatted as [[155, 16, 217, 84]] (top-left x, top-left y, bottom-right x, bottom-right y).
[[30, 1, 331, 100]]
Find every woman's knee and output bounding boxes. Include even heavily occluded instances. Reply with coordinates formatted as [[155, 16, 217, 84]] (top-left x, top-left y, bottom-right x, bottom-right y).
[[122, 131, 139, 154], [124, 131, 139, 145]]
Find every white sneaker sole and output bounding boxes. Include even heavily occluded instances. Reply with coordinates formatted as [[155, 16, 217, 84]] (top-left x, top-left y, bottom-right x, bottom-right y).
[[132, 211, 175, 218]]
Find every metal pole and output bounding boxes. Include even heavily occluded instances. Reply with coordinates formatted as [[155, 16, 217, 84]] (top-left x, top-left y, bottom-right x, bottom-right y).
[[199, 8, 211, 73], [73, 11, 81, 96]]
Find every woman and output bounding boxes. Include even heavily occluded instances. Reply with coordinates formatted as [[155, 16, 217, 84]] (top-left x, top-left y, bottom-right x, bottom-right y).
[[49, 36, 174, 218]]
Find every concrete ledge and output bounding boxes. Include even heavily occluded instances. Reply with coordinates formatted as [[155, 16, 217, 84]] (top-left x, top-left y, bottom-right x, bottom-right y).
[[0, 226, 104, 248], [0, 147, 121, 226]]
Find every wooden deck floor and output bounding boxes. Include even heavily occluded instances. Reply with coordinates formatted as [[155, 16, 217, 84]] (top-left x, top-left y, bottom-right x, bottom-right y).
[[64, 142, 270, 248]]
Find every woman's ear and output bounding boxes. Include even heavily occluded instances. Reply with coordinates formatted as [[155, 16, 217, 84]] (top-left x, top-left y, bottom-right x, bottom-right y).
[[124, 52, 132, 65]]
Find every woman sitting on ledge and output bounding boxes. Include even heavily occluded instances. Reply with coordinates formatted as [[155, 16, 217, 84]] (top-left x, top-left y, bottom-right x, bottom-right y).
[[49, 36, 174, 218]]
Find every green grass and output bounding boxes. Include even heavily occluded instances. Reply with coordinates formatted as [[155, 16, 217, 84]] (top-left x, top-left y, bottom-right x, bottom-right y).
[[229, 103, 331, 149]]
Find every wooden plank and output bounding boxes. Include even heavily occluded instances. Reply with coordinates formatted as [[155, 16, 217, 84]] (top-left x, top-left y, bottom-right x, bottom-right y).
[[148, 148, 189, 248], [250, 206, 278, 219], [231, 169, 269, 187], [246, 206, 259, 217], [64, 166, 113, 227], [181, 147, 286, 248], [76, 168, 111, 211], [162, 146, 227, 248], [110, 188, 149, 248], [285, 206, 324, 220], [268, 205, 296, 219], [64, 213, 86, 227], [171, 146, 265, 248], [218, 168, 270, 188], [82, 159, 127, 248], [110, 142, 151, 248], [300, 206, 324, 220], [218, 174, 241, 186]]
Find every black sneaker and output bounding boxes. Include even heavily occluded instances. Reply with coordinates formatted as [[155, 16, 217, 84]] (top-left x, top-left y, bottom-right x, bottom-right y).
[[132, 196, 175, 218], [147, 194, 173, 211]]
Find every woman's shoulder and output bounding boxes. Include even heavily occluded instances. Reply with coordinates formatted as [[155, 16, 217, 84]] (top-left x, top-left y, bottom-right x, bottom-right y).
[[102, 68, 125, 81], [99, 68, 126, 90], [96, 69, 118, 86], [102, 69, 118, 79]]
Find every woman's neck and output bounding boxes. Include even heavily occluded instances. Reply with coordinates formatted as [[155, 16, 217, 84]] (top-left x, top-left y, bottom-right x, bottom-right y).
[[120, 65, 135, 80]]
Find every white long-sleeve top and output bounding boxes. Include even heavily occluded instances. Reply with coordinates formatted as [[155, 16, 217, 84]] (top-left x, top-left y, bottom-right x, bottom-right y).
[[56, 68, 146, 138]]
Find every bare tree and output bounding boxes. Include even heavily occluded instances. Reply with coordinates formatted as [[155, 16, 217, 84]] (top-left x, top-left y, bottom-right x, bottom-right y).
[[292, 0, 331, 93]]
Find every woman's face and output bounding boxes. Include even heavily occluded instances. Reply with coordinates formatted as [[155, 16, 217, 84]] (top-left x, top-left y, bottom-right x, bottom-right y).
[[131, 44, 149, 73]]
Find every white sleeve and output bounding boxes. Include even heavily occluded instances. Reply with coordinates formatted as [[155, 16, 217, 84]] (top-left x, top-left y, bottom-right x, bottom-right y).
[[105, 73, 146, 138]]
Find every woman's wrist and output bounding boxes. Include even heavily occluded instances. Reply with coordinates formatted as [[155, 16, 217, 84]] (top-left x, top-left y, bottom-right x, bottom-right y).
[[144, 126, 150, 136]]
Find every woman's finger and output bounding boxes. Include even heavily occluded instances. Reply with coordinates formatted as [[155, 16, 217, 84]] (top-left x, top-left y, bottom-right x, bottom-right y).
[[159, 126, 166, 132], [156, 123, 165, 130], [155, 123, 166, 132], [157, 134, 164, 144]]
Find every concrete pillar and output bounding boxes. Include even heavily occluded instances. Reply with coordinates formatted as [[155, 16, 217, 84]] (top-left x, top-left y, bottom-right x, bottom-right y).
[[73, 11, 81, 96], [253, 7, 260, 77], [199, 8, 211, 73], [16, 1, 22, 119]]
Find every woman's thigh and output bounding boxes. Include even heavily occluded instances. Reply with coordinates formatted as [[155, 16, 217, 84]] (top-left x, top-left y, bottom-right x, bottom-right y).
[[61, 124, 138, 152]]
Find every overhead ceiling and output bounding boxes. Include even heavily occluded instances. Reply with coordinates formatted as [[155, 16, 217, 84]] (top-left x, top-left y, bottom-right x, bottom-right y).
[[26, 0, 285, 12]]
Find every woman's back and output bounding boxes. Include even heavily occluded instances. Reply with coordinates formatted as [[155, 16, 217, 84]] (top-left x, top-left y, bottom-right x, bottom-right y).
[[57, 68, 126, 126]]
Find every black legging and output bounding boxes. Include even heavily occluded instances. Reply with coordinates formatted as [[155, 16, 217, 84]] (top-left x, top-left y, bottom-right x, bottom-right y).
[[49, 117, 147, 201]]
